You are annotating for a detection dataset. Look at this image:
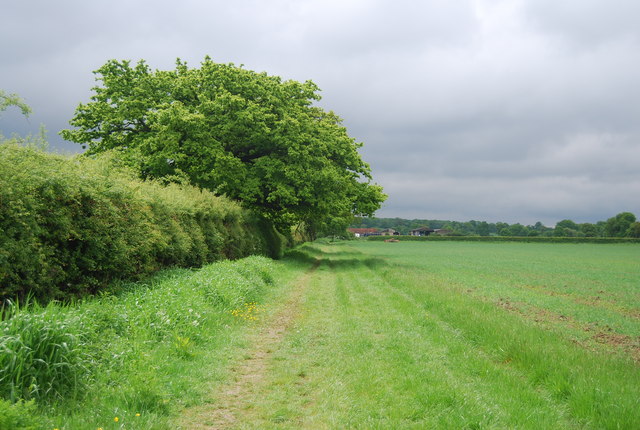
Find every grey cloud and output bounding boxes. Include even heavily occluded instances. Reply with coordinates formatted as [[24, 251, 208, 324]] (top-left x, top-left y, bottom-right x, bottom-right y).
[[378, 172, 639, 225], [1, 0, 639, 224], [523, 0, 640, 49]]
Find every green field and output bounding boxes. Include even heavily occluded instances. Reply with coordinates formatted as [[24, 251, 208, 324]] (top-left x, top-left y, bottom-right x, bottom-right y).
[[3, 241, 639, 429], [176, 240, 639, 429]]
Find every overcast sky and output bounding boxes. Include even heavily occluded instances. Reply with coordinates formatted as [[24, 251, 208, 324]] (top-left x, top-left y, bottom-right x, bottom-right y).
[[2, 0, 639, 225]]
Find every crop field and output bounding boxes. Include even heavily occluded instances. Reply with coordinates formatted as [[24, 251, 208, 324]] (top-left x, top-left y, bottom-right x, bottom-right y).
[[352, 240, 640, 357]]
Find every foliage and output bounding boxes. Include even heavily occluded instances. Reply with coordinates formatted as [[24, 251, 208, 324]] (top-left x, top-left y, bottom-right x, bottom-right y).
[[61, 58, 386, 236], [352, 216, 552, 236], [0, 124, 50, 151], [0, 143, 267, 303], [628, 222, 640, 238], [0, 90, 31, 118], [258, 217, 289, 260], [605, 212, 637, 237], [0, 90, 48, 151]]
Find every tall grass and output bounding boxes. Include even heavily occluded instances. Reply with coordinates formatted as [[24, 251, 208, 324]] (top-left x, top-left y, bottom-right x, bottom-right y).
[[0, 302, 88, 403], [0, 256, 275, 429]]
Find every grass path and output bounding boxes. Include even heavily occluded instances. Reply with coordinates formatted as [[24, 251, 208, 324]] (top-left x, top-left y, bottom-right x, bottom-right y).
[[176, 261, 319, 429], [175, 242, 640, 429]]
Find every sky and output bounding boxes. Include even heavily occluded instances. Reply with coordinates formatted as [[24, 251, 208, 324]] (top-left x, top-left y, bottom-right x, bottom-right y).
[[2, 0, 639, 226]]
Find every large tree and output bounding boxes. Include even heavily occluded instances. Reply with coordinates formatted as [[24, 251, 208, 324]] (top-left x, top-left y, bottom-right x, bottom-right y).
[[62, 58, 385, 237]]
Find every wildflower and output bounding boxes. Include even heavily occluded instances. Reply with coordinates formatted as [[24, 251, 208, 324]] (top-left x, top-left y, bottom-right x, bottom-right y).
[[135, 413, 141, 416], [114, 416, 119, 422]]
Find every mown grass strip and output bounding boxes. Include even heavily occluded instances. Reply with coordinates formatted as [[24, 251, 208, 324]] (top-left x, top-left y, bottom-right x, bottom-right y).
[[228, 245, 582, 428], [173, 258, 318, 429]]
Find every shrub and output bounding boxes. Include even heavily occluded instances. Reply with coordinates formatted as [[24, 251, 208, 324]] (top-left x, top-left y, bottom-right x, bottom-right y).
[[0, 144, 268, 302]]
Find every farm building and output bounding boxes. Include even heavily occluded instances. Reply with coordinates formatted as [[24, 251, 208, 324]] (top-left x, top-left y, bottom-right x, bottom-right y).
[[433, 229, 452, 235], [410, 227, 435, 236], [379, 228, 399, 236], [348, 228, 380, 237]]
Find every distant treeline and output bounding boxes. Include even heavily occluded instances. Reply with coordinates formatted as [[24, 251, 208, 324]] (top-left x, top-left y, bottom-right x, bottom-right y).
[[367, 235, 640, 244], [352, 213, 640, 238]]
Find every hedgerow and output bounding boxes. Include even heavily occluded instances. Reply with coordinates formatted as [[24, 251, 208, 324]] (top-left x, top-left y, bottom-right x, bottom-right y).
[[0, 144, 268, 303]]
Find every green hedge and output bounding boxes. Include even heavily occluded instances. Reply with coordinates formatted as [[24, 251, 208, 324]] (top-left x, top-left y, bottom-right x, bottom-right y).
[[366, 235, 640, 244], [0, 144, 268, 302]]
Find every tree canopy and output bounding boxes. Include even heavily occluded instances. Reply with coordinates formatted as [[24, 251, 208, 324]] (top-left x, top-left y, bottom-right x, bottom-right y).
[[605, 212, 637, 237], [61, 58, 385, 236]]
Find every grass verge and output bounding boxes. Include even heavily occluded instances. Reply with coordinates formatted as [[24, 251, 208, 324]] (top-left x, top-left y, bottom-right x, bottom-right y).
[[0, 255, 285, 429]]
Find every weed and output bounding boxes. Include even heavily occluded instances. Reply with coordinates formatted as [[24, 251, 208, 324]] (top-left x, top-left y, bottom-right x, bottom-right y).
[[0, 398, 43, 430], [231, 302, 261, 322]]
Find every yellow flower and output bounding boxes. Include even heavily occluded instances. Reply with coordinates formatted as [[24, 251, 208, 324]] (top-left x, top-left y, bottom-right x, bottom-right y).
[[135, 413, 141, 417], [114, 416, 119, 422]]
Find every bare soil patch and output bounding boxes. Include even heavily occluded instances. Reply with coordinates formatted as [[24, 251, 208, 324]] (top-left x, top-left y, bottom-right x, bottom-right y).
[[519, 283, 640, 320], [494, 297, 640, 363]]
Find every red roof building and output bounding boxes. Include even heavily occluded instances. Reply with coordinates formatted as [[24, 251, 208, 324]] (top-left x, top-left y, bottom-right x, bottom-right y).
[[348, 228, 380, 236]]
